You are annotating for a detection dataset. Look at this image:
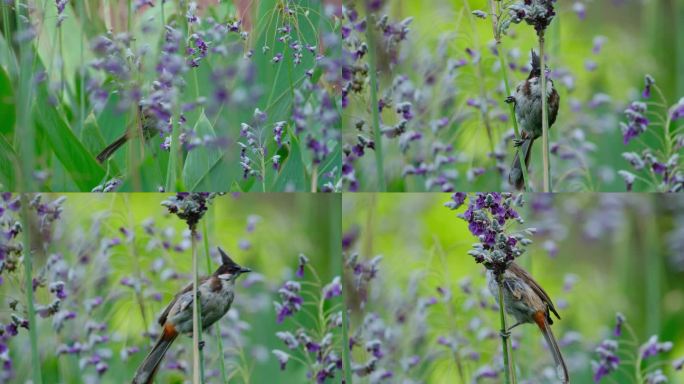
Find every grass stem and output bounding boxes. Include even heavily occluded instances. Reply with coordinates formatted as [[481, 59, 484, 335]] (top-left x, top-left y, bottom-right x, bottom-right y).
[[488, 0, 530, 191], [496, 273, 516, 384], [539, 30, 551, 192], [21, 194, 43, 384], [191, 223, 205, 384], [364, 10, 386, 191]]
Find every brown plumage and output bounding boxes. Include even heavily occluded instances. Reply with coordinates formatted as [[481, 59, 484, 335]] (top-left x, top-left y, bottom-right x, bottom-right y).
[[507, 50, 560, 190], [487, 262, 569, 383], [132, 248, 250, 384]]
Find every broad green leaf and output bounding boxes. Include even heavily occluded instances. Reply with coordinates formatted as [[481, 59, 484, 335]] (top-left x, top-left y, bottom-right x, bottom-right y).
[[272, 133, 307, 191], [34, 88, 105, 191], [0, 133, 17, 189], [183, 112, 223, 190], [119, 156, 164, 191], [0, 64, 15, 136]]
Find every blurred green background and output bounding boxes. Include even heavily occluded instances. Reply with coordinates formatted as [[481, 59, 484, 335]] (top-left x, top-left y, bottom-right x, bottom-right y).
[[344, 0, 684, 191], [2, 193, 341, 383], [343, 193, 684, 383]]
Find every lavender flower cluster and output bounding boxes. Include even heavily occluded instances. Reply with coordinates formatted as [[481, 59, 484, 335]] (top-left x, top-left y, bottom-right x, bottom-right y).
[[161, 192, 219, 228], [592, 313, 683, 382], [619, 75, 684, 192], [445, 193, 531, 275], [272, 255, 343, 383]]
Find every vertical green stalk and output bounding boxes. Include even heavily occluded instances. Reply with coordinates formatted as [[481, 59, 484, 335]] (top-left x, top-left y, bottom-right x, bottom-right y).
[[643, 197, 661, 335], [364, 10, 386, 191], [539, 31, 551, 192], [79, 0, 86, 138], [201, 218, 228, 384], [677, 1, 684, 98], [21, 194, 43, 383], [15, 0, 35, 191], [488, 0, 529, 191], [2, 4, 11, 77], [496, 273, 517, 384], [166, 0, 186, 191], [191, 224, 205, 384]]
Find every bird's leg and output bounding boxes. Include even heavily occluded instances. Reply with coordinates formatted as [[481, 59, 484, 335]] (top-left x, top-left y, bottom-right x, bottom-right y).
[[507, 322, 524, 332]]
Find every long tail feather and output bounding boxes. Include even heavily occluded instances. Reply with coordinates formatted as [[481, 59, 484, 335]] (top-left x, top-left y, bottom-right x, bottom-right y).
[[535, 313, 569, 383], [96, 134, 129, 163], [508, 138, 534, 190], [132, 326, 178, 384]]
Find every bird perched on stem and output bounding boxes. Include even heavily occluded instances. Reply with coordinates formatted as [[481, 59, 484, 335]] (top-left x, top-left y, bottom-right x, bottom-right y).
[[96, 106, 159, 163], [487, 262, 569, 383], [506, 50, 560, 190], [132, 248, 251, 384]]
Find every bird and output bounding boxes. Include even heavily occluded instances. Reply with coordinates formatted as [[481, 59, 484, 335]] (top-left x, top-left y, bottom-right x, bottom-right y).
[[487, 262, 569, 383], [96, 106, 159, 163], [131, 247, 251, 384], [506, 50, 560, 190]]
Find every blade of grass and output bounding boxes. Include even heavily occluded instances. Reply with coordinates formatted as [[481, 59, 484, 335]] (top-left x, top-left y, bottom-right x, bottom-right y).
[[16, 0, 36, 191]]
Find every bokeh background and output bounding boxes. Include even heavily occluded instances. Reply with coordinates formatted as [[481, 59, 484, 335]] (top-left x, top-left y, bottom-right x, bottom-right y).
[[343, 193, 684, 383], [0, 193, 341, 383], [343, 0, 684, 191]]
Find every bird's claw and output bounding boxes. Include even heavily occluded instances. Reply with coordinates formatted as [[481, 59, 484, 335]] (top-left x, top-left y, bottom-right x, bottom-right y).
[[500, 329, 511, 339], [513, 138, 525, 147], [199, 340, 206, 350], [505, 96, 516, 104]]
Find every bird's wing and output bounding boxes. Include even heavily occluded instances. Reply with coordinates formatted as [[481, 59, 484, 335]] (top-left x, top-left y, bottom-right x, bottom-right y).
[[509, 263, 561, 320], [548, 86, 560, 127], [157, 281, 194, 326]]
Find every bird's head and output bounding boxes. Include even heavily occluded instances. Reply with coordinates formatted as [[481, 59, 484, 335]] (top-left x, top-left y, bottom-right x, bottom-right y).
[[214, 247, 251, 281]]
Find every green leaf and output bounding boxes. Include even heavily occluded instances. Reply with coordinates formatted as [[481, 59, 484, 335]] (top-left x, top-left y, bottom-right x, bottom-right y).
[[183, 112, 223, 190], [34, 89, 105, 191], [0, 133, 17, 189], [272, 133, 307, 191], [0, 65, 15, 136]]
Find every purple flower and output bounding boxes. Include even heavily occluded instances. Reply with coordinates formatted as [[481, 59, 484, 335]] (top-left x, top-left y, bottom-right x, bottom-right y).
[[593, 339, 620, 382], [444, 192, 467, 210], [275, 281, 303, 323], [296, 254, 309, 278], [640, 335, 672, 359], [613, 313, 625, 337], [621, 101, 649, 145], [323, 276, 342, 300], [643, 75, 655, 99], [272, 350, 289, 370]]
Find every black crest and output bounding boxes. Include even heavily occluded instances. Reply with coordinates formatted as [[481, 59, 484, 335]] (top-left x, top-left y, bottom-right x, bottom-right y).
[[217, 247, 244, 274], [529, 50, 542, 79]]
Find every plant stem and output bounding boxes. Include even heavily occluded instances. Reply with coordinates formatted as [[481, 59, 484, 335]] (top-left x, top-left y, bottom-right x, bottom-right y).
[[21, 194, 42, 383], [496, 273, 516, 384], [166, 0, 186, 192], [191, 224, 204, 384], [539, 30, 551, 192], [311, 164, 318, 192], [488, 0, 530, 191], [463, 0, 495, 157], [364, 10, 386, 191], [202, 218, 228, 384]]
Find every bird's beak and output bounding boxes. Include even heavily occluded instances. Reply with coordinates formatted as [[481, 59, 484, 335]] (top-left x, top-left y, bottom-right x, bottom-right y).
[[239, 267, 252, 274]]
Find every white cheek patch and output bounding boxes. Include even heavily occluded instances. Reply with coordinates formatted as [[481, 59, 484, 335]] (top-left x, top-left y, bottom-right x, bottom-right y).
[[218, 273, 232, 280]]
